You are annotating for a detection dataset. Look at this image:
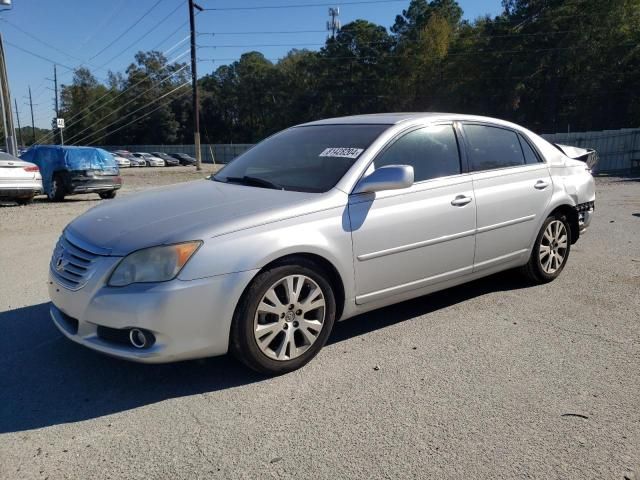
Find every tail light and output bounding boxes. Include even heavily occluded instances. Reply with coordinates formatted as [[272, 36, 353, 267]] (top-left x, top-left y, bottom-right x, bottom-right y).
[[23, 165, 39, 172]]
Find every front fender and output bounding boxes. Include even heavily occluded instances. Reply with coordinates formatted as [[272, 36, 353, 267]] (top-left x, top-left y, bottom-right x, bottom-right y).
[[178, 205, 356, 300]]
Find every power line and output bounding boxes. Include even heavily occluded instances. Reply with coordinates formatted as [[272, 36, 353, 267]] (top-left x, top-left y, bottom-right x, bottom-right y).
[[199, 30, 326, 36], [35, 54, 189, 145], [60, 66, 190, 145], [74, 0, 129, 53], [4, 41, 75, 70], [87, 0, 166, 61], [95, 0, 185, 71], [67, 81, 190, 145], [0, 19, 103, 70], [72, 84, 190, 146], [201, 0, 407, 11]]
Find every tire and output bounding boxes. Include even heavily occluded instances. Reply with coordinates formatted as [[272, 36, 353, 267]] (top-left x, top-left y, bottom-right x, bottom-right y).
[[47, 174, 65, 202], [15, 196, 34, 205], [230, 259, 337, 375], [521, 213, 571, 284], [99, 190, 117, 199]]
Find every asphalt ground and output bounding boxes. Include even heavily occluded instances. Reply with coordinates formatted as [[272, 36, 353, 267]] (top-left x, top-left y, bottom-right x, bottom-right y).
[[1, 169, 638, 479]]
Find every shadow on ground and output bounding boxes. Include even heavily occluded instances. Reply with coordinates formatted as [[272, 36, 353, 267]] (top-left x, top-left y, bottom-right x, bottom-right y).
[[0, 270, 531, 434]]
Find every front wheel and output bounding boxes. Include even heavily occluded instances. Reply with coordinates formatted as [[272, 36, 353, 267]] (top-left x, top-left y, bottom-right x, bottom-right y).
[[99, 190, 117, 199], [230, 260, 336, 375], [521, 214, 571, 283]]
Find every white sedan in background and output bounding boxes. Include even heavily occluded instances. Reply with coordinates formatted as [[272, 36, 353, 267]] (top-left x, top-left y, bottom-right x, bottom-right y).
[[110, 152, 131, 168], [132, 152, 165, 167], [0, 151, 43, 205]]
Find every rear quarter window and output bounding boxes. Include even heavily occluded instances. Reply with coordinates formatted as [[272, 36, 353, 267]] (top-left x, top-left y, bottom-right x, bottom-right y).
[[463, 124, 525, 171]]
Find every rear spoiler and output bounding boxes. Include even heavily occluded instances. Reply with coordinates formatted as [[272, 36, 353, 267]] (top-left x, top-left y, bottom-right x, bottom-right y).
[[553, 143, 599, 170]]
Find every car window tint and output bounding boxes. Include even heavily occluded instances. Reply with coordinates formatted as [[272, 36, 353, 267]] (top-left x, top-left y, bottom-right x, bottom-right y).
[[464, 124, 525, 171], [215, 124, 389, 193], [374, 125, 461, 182], [518, 134, 541, 164]]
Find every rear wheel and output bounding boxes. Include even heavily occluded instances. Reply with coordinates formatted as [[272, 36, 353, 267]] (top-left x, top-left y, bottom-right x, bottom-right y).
[[521, 214, 571, 283], [230, 260, 336, 375], [15, 196, 34, 205], [99, 190, 117, 199], [47, 174, 65, 202]]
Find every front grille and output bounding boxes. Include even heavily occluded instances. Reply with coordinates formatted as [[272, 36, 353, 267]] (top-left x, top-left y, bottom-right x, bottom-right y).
[[50, 234, 101, 290]]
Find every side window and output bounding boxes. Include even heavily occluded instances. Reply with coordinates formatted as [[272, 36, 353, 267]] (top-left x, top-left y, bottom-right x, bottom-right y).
[[463, 124, 525, 171], [375, 125, 461, 182], [518, 134, 542, 164]]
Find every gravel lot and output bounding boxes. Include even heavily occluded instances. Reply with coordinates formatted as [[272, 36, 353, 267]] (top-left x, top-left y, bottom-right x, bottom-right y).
[[1, 169, 638, 479]]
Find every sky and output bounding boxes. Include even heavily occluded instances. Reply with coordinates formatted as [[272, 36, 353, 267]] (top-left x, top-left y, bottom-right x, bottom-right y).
[[1, 0, 503, 129]]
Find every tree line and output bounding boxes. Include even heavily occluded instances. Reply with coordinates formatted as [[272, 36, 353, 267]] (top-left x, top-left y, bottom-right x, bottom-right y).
[[28, 0, 640, 146]]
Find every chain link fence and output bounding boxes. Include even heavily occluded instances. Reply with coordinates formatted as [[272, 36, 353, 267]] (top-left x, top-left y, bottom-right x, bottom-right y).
[[99, 144, 254, 164], [542, 128, 640, 173]]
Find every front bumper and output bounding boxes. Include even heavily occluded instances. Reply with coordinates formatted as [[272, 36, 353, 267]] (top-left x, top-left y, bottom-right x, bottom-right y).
[[49, 265, 258, 363]]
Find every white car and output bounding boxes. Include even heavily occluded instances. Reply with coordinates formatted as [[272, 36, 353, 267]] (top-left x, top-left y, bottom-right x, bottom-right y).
[[133, 152, 165, 167], [0, 151, 43, 205], [111, 152, 130, 168]]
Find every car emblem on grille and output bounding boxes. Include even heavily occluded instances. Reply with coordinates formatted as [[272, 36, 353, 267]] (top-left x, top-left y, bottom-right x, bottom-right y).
[[55, 253, 66, 272]]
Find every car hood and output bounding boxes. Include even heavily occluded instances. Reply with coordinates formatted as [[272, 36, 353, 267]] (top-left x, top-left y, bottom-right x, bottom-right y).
[[66, 179, 345, 256]]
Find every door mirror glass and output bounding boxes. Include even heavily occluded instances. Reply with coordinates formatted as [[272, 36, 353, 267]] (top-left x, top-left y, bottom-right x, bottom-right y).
[[353, 165, 414, 194]]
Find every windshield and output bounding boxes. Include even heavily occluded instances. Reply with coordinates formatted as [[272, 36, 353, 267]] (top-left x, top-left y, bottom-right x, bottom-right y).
[[214, 124, 389, 193]]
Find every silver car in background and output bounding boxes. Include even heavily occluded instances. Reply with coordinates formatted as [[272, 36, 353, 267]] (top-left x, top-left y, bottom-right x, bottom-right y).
[[110, 152, 131, 168], [48, 113, 595, 374], [0, 151, 43, 205]]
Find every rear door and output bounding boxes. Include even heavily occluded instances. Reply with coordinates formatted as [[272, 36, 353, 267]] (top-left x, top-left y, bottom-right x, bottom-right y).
[[349, 123, 476, 305], [460, 123, 552, 271]]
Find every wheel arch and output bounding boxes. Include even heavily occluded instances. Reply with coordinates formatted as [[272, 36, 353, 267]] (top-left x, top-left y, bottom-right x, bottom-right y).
[[237, 252, 346, 322], [547, 204, 579, 244]]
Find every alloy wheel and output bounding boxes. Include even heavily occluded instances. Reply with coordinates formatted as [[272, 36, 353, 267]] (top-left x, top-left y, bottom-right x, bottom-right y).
[[539, 220, 568, 274], [253, 274, 326, 361]]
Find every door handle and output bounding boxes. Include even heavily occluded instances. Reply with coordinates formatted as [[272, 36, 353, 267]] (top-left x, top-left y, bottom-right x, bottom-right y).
[[534, 180, 550, 190], [451, 195, 473, 207]]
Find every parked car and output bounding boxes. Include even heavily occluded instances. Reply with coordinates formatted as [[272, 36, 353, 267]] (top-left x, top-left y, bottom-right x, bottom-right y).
[[21, 145, 121, 201], [0, 151, 43, 205], [48, 113, 595, 374], [113, 150, 143, 167], [169, 152, 196, 166], [110, 152, 131, 168], [151, 152, 180, 166], [132, 152, 165, 167]]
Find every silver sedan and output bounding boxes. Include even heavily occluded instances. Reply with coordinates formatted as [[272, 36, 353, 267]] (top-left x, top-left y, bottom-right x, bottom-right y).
[[48, 113, 595, 374]]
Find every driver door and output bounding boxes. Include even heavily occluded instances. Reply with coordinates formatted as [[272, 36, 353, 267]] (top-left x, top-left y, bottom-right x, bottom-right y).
[[348, 124, 476, 305]]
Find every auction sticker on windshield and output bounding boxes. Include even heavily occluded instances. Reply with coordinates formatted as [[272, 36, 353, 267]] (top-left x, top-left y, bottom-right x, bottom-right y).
[[319, 147, 364, 159]]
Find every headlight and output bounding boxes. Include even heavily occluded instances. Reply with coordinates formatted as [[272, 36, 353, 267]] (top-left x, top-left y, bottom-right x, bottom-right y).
[[108, 241, 202, 287]]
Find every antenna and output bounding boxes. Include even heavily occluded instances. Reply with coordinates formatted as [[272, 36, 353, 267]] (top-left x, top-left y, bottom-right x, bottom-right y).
[[327, 7, 341, 39]]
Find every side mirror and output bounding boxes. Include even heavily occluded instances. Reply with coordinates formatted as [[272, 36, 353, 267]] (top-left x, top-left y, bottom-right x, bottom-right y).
[[353, 165, 414, 194]]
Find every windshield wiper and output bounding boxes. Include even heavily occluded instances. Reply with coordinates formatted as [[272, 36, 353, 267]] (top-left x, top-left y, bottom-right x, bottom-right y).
[[222, 175, 283, 190]]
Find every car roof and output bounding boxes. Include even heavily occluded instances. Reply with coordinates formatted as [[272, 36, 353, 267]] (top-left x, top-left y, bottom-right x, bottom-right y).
[[297, 112, 524, 129]]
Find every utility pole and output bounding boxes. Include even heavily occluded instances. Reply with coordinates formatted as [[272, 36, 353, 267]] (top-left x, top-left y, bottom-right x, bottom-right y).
[[14, 97, 21, 148], [53, 64, 63, 145], [0, 32, 17, 155], [28, 86, 35, 144], [327, 7, 341, 39], [188, 0, 203, 171]]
